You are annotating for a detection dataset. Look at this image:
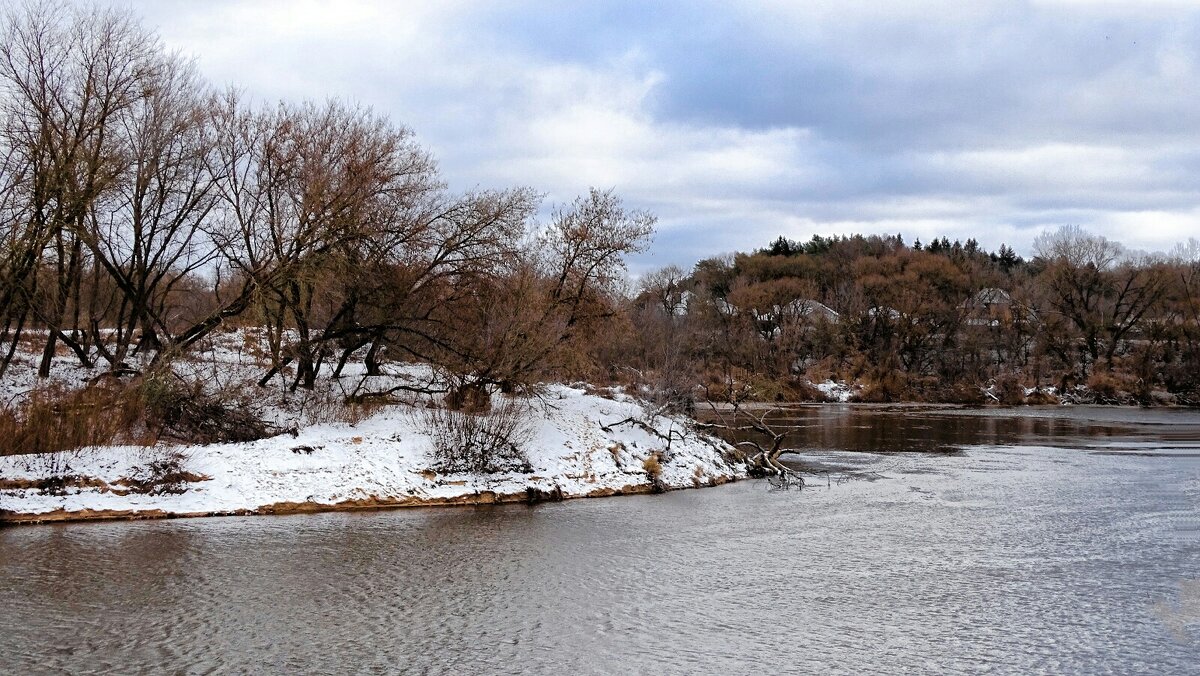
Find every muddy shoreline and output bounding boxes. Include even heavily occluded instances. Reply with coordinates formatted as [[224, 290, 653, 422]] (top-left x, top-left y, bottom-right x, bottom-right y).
[[0, 476, 738, 526]]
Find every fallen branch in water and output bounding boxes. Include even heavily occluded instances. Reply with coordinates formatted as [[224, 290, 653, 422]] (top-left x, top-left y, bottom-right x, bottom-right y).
[[696, 398, 803, 487]]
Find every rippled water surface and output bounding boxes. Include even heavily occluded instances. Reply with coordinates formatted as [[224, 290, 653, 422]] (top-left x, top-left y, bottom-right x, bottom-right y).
[[2, 406, 1199, 674]]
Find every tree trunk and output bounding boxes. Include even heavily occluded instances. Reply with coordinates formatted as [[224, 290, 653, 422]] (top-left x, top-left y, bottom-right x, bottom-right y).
[[364, 339, 383, 376], [0, 309, 29, 378], [37, 332, 57, 378]]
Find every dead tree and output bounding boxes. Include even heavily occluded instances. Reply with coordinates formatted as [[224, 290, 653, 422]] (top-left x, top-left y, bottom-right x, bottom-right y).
[[696, 407, 801, 485], [694, 378, 804, 487]]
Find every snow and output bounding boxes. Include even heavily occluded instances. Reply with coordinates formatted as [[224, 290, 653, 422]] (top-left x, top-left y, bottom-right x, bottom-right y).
[[0, 381, 744, 521], [815, 379, 855, 403]]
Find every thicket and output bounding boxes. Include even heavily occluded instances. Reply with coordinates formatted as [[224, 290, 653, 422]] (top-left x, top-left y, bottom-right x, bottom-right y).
[[417, 398, 533, 474]]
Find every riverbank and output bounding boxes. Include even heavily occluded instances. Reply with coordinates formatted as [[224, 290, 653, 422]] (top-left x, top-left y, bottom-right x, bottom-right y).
[[0, 384, 744, 525]]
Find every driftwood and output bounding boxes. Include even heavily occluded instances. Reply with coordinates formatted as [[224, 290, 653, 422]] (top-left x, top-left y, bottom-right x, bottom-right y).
[[600, 391, 805, 488], [695, 379, 805, 488]]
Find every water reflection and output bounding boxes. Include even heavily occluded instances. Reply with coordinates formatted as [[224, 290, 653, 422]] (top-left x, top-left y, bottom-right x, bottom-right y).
[[702, 404, 1200, 454]]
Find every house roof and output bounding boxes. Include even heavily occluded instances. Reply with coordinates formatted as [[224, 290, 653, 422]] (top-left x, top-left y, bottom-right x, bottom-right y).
[[971, 287, 1013, 306]]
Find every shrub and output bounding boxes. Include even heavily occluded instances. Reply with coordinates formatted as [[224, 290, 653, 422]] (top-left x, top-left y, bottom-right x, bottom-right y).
[[139, 370, 270, 444], [993, 372, 1027, 405], [644, 380, 697, 416], [1085, 369, 1142, 405], [854, 368, 908, 403], [418, 396, 532, 473], [444, 380, 494, 413], [1025, 388, 1059, 405], [803, 356, 842, 385], [696, 366, 757, 404], [642, 452, 667, 492], [1086, 370, 1121, 401], [733, 372, 829, 403], [783, 378, 829, 402]]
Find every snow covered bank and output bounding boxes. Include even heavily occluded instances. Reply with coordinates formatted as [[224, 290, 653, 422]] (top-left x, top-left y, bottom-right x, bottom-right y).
[[0, 384, 744, 524]]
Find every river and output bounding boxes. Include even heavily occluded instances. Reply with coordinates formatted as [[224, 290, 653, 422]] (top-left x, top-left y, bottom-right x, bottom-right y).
[[2, 406, 1198, 674]]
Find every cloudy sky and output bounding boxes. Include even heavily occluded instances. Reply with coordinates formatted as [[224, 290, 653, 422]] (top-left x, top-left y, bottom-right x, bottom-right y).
[[117, 0, 1200, 270]]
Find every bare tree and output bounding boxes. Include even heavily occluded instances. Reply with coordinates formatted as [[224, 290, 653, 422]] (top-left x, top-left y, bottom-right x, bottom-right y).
[[1033, 225, 1169, 369], [639, 264, 688, 316], [475, 187, 654, 390], [413, 188, 655, 405], [331, 186, 538, 383], [81, 53, 218, 368], [541, 187, 655, 329], [0, 1, 161, 376], [228, 98, 438, 388]]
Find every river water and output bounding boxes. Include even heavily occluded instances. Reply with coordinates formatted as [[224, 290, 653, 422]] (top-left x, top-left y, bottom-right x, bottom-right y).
[[2, 406, 1198, 674]]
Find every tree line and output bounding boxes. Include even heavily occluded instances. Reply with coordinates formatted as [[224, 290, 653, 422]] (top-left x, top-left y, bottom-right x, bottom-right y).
[[616, 228, 1200, 406]]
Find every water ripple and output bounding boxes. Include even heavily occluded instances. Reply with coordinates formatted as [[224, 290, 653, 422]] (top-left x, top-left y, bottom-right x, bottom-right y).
[[1, 442, 1198, 674]]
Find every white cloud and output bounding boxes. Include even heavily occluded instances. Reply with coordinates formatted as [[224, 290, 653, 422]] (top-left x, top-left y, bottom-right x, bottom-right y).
[[1089, 208, 1200, 254], [924, 143, 1158, 191]]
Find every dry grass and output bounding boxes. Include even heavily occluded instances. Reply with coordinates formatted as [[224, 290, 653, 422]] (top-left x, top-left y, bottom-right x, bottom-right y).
[[1084, 369, 1145, 405], [0, 370, 270, 457], [852, 368, 989, 404], [114, 449, 206, 495], [0, 381, 154, 456], [642, 453, 662, 479], [642, 452, 667, 493], [854, 368, 909, 403]]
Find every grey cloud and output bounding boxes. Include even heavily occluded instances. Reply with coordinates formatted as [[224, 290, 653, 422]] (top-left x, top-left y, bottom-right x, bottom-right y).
[[116, 0, 1200, 267]]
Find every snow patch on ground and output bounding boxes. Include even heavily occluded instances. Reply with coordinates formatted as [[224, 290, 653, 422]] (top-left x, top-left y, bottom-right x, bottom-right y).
[[815, 380, 855, 403], [0, 384, 744, 519]]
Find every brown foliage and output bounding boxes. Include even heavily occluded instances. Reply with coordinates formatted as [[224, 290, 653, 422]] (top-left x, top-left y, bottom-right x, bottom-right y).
[[1084, 370, 1144, 405], [854, 368, 909, 403], [993, 372, 1027, 405]]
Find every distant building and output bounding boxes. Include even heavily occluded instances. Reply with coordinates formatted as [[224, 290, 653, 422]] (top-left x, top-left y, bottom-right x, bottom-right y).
[[962, 288, 1037, 327], [672, 290, 693, 316], [743, 297, 841, 341], [780, 298, 840, 323], [867, 306, 902, 320], [713, 297, 736, 316]]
